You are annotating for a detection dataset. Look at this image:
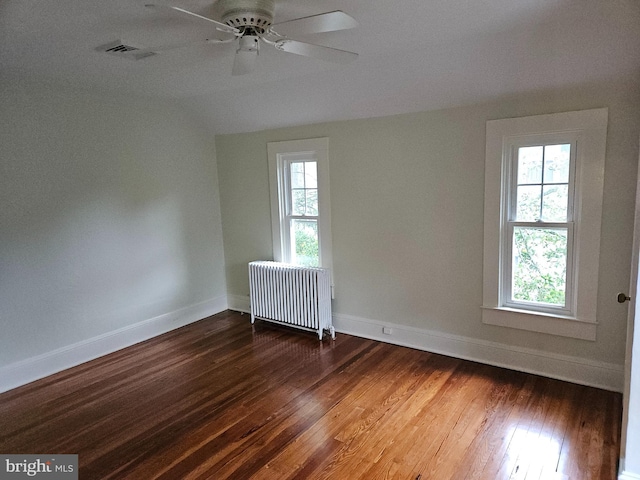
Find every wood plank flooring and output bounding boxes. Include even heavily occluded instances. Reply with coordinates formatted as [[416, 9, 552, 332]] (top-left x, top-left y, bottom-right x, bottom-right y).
[[0, 310, 622, 479]]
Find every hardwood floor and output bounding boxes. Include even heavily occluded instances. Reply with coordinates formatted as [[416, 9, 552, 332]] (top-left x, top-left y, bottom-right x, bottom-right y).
[[0, 310, 621, 479]]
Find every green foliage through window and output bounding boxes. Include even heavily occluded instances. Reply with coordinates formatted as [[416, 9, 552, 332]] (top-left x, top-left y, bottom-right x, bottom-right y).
[[512, 227, 567, 306], [292, 220, 319, 267]]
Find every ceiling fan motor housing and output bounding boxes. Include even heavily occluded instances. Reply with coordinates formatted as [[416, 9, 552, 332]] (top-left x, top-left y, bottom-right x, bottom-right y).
[[219, 0, 275, 34]]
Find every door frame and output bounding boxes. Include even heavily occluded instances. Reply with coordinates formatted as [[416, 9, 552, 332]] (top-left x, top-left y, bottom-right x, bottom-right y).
[[619, 138, 640, 479]]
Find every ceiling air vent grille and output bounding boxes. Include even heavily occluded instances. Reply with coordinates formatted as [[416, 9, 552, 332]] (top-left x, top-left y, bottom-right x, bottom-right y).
[[96, 40, 155, 61]]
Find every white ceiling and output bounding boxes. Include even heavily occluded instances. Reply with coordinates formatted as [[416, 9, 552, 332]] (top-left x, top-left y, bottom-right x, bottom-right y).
[[1, 0, 639, 134]]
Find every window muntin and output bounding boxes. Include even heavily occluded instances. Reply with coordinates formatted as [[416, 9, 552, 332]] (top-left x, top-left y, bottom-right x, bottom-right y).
[[290, 160, 318, 216], [513, 144, 572, 222], [502, 141, 576, 315]]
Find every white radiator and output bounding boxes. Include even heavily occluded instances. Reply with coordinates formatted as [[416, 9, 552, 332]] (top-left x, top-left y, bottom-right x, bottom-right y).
[[248, 261, 334, 340]]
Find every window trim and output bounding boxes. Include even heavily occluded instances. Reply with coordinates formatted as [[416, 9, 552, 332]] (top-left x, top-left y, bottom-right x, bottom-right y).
[[482, 109, 608, 341], [267, 138, 333, 272]]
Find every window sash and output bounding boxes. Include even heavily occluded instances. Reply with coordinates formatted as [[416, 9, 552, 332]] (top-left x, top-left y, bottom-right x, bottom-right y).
[[500, 138, 577, 316], [288, 218, 319, 267], [502, 221, 575, 315], [508, 142, 576, 224], [283, 158, 321, 266], [284, 159, 319, 219]]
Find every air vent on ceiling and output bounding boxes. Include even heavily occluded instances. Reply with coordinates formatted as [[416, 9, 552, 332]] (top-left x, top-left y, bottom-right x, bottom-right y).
[[96, 40, 156, 61]]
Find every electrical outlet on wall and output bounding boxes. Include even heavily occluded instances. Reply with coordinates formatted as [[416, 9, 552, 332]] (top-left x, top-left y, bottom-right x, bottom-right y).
[[383, 327, 392, 335]]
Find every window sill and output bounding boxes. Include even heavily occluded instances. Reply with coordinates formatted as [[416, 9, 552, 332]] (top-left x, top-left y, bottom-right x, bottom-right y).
[[481, 306, 597, 341]]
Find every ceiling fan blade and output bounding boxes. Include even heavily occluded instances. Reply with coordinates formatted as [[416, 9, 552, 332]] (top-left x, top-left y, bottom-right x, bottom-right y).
[[145, 4, 239, 34], [146, 37, 230, 53], [275, 40, 358, 64], [271, 11, 357, 37]]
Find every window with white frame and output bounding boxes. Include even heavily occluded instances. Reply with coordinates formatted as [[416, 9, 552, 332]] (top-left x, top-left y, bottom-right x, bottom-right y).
[[482, 109, 608, 341], [504, 138, 576, 315], [268, 138, 333, 270]]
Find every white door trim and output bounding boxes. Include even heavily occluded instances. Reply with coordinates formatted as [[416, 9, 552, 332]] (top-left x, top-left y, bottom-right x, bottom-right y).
[[619, 137, 640, 479]]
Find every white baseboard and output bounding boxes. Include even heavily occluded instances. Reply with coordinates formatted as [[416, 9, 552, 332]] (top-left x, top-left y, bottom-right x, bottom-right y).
[[228, 294, 251, 313], [619, 471, 640, 480], [0, 296, 228, 394], [2, 297, 623, 395], [333, 313, 625, 392], [619, 459, 640, 480]]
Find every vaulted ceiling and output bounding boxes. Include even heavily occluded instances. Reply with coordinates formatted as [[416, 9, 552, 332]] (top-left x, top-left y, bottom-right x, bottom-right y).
[[1, 0, 639, 133]]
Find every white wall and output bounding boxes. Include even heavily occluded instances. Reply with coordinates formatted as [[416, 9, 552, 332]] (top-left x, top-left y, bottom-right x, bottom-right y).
[[0, 79, 227, 387], [216, 78, 640, 390], [2, 75, 637, 393]]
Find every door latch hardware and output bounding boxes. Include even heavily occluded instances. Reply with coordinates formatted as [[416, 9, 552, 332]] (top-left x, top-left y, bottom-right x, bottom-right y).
[[617, 293, 631, 303]]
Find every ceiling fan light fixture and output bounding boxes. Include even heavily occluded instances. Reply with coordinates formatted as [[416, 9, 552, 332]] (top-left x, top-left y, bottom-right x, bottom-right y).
[[233, 35, 259, 75], [237, 35, 259, 53]]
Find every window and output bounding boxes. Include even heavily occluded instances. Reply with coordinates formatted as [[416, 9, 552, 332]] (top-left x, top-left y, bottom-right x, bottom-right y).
[[483, 109, 608, 340], [282, 155, 319, 267], [504, 139, 575, 315], [268, 138, 333, 270]]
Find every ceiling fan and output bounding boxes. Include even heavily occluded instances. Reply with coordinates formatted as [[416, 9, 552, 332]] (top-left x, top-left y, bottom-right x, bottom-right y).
[[144, 0, 359, 75]]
